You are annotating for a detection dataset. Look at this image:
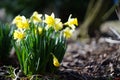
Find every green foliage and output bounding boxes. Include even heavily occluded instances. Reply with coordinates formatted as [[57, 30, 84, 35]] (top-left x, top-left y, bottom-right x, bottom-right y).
[[7, 66, 15, 79], [0, 22, 11, 61]]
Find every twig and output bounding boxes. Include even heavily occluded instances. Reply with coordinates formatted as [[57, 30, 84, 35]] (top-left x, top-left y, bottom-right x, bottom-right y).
[[109, 27, 120, 39], [105, 38, 120, 44], [115, 7, 120, 20]]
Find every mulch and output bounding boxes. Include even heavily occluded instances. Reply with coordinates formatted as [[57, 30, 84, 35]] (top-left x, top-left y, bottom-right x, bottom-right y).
[[58, 39, 120, 80]]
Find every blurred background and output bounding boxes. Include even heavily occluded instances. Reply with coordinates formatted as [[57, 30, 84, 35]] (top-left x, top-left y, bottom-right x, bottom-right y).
[[0, 0, 119, 39]]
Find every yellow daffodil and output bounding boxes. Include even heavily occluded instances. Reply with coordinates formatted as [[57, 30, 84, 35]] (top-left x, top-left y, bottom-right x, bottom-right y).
[[51, 53, 60, 67], [54, 22, 63, 31], [13, 30, 25, 40], [13, 16, 29, 29], [38, 27, 42, 34], [34, 27, 43, 34], [30, 11, 42, 23], [12, 15, 22, 24], [44, 13, 56, 28], [16, 20, 29, 29], [44, 13, 63, 31], [63, 27, 73, 39], [64, 14, 78, 30]]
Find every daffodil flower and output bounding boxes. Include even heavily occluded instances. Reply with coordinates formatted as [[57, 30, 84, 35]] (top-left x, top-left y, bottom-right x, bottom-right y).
[[54, 22, 63, 31], [44, 13, 63, 31], [13, 30, 25, 41], [13, 16, 29, 29], [16, 20, 29, 29], [35, 27, 43, 35], [30, 11, 42, 23], [38, 27, 43, 34], [63, 27, 73, 39], [51, 53, 60, 67], [44, 13, 55, 27], [12, 15, 22, 24], [64, 14, 78, 30]]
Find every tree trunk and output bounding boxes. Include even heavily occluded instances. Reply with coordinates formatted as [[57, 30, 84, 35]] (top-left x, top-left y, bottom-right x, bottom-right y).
[[79, 0, 103, 38]]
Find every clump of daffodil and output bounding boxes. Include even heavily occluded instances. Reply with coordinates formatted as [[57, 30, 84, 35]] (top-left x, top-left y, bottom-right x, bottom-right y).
[[12, 11, 78, 76]]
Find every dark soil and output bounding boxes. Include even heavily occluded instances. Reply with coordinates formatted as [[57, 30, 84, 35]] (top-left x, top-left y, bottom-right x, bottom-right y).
[[59, 39, 120, 80], [1, 38, 120, 80]]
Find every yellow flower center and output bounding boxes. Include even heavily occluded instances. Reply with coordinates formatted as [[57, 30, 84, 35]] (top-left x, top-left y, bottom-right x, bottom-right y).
[[45, 16, 55, 26], [16, 21, 29, 29]]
